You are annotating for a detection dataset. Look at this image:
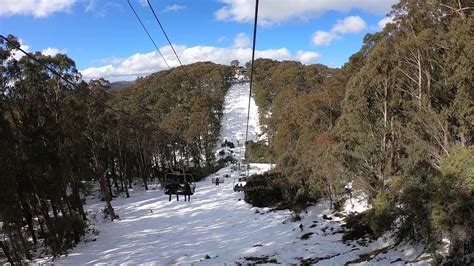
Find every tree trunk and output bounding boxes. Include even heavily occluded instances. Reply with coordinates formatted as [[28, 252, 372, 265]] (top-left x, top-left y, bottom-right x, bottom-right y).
[[92, 145, 116, 221], [106, 171, 114, 199], [72, 179, 87, 220], [0, 240, 14, 265], [34, 192, 61, 256], [31, 200, 47, 241], [20, 201, 37, 245], [16, 226, 32, 260]]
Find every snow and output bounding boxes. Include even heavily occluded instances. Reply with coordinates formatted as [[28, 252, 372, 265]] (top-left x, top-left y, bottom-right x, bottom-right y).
[[344, 194, 371, 215], [41, 82, 430, 265], [217, 82, 261, 161]]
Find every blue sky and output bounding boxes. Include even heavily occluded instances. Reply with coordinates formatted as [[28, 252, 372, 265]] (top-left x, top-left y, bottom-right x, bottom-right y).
[[0, 0, 397, 81]]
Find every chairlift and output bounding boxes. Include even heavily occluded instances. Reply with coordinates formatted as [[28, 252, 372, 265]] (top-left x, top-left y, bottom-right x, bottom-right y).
[[162, 172, 196, 197], [212, 176, 225, 184]]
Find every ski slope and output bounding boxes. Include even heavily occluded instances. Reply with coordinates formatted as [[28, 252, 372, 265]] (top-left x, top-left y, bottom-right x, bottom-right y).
[[216, 81, 261, 162], [48, 82, 430, 265], [220, 82, 261, 145]]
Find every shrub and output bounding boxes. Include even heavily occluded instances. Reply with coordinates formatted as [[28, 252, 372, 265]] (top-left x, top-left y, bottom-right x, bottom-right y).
[[342, 212, 374, 241], [244, 172, 286, 207], [245, 141, 271, 163], [365, 192, 394, 237], [432, 146, 474, 257]]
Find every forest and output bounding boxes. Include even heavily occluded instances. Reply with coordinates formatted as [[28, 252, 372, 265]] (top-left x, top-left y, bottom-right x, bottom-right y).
[[0, 38, 230, 262], [244, 0, 473, 261], [0, 0, 472, 263]]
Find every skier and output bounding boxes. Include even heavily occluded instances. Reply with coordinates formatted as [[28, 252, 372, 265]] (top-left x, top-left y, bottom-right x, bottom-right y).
[[165, 183, 180, 201], [183, 182, 191, 202], [215, 177, 220, 186]]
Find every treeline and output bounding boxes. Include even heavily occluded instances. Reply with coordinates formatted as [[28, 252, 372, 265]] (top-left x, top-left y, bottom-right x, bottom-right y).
[[0, 35, 230, 262], [246, 58, 349, 207], [246, 0, 473, 259]]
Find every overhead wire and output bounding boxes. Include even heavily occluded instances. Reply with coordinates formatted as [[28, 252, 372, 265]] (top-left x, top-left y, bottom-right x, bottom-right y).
[[244, 0, 259, 145], [127, 0, 171, 70], [146, 0, 194, 84], [1, 35, 78, 89], [0, 34, 139, 124]]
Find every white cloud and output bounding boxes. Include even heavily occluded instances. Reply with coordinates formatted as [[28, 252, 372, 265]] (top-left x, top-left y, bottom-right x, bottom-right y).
[[332, 16, 367, 34], [91, 56, 125, 65], [233, 32, 250, 48], [80, 45, 320, 81], [217, 36, 227, 43], [42, 47, 67, 56], [296, 51, 321, 65], [215, 0, 397, 26], [0, 0, 76, 18], [378, 16, 394, 29], [312, 16, 367, 46], [85, 0, 123, 17], [163, 4, 186, 12], [312, 31, 339, 46]]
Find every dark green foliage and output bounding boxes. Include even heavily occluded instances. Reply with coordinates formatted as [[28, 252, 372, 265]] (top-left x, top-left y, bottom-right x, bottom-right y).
[[432, 146, 474, 256], [245, 140, 271, 163], [187, 161, 226, 182], [249, 58, 348, 209], [55, 213, 87, 249], [364, 193, 394, 237], [244, 172, 286, 207], [244, 171, 319, 210], [342, 213, 374, 242]]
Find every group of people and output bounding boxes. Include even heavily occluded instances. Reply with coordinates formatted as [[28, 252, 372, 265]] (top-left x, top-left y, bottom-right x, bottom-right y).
[[233, 183, 246, 192], [166, 182, 192, 202]]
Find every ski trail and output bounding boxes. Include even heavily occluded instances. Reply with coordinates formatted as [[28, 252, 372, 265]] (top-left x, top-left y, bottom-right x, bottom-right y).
[[218, 82, 261, 161], [49, 82, 429, 265]]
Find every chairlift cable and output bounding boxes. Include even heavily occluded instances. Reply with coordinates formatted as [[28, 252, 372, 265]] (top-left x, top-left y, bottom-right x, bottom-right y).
[[244, 0, 259, 147], [1, 35, 78, 89], [0, 35, 142, 128], [146, 0, 194, 85], [127, 0, 171, 70]]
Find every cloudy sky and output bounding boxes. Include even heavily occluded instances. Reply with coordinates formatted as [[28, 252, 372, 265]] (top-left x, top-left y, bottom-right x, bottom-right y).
[[0, 0, 397, 81]]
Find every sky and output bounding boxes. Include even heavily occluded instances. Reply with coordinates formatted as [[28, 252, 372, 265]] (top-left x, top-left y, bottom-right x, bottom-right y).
[[0, 0, 397, 81]]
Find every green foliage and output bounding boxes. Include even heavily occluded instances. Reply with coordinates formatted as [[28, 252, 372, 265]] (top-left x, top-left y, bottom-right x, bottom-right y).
[[249, 59, 348, 208], [244, 172, 286, 208], [342, 213, 374, 242], [245, 140, 271, 163], [365, 192, 394, 237], [55, 213, 87, 250], [432, 146, 474, 255], [244, 171, 319, 210]]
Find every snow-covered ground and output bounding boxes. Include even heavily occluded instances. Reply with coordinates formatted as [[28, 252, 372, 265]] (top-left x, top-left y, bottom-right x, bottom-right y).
[[45, 82, 430, 265], [216, 82, 261, 161]]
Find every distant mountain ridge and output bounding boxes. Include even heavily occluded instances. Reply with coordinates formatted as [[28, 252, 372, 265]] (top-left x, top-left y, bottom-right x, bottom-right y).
[[110, 80, 134, 90]]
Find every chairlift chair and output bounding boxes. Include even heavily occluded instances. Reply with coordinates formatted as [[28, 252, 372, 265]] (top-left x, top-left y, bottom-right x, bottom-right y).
[[212, 176, 225, 183], [162, 172, 196, 196]]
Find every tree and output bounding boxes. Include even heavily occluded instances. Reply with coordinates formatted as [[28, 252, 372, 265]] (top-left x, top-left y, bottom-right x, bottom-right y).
[[87, 79, 117, 221]]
